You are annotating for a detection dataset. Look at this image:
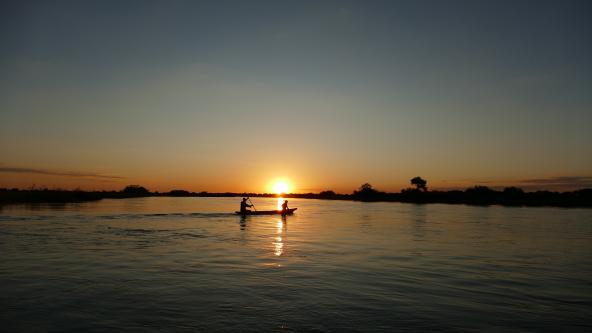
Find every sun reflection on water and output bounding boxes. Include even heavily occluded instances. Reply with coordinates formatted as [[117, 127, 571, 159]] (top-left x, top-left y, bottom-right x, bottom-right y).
[[277, 197, 283, 210], [273, 219, 284, 256], [274, 236, 283, 256]]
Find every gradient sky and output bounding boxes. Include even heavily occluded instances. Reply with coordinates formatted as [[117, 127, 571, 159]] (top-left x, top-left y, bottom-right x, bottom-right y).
[[1, 0, 591, 193]]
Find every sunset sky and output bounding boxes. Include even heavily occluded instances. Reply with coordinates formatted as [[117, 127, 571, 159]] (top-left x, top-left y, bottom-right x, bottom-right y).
[[1, 0, 591, 193]]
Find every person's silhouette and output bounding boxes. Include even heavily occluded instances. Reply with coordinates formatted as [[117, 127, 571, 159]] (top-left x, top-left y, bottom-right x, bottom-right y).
[[240, 197, 253, 213], [281, 200, 289, 216]]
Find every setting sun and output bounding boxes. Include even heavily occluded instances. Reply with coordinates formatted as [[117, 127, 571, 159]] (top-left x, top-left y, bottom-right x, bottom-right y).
[[272, 181, 290, 194]]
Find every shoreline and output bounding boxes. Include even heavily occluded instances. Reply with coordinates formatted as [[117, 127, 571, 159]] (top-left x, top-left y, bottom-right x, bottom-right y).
[[1, 187, 590, 208]]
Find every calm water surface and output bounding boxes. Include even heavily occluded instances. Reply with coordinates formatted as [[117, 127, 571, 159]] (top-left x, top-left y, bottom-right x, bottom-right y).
[[1, 197, 591, 332]]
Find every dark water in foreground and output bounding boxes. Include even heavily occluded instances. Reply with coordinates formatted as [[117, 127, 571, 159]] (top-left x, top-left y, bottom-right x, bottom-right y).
[[1, 197, 591, 332]]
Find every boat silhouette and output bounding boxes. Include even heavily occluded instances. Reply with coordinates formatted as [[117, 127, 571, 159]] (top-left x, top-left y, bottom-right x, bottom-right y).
[[235, 208, 297, 216]]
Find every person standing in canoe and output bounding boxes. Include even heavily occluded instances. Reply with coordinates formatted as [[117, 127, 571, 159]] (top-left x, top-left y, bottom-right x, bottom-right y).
[[281, 200, 289, 216], [240, 197, 253, 214]]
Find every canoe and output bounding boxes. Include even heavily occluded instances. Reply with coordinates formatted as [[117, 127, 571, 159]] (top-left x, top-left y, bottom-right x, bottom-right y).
[[235, 208, 297, 216]]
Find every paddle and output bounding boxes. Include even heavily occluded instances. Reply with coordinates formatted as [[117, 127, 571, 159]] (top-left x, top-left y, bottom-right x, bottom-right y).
[[248, 197, 257, 211]]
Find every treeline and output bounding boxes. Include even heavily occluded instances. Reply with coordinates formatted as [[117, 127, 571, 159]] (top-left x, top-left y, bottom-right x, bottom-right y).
[[1, 180, 591, 207], [343, 183, 592, 207], [0, 185, 292, 205], [0, 185, 152, 204]]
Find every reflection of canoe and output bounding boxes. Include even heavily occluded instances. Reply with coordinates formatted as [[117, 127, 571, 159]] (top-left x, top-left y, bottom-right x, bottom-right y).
[[235, 208, 297, 216]]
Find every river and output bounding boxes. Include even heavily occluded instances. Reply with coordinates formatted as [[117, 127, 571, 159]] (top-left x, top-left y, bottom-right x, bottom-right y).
[[1, 197, 591, 331]]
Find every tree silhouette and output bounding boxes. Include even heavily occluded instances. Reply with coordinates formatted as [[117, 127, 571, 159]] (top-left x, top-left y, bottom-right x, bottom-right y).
[[359, 183, 374, 192], [503, 187, 524, 196], [353, 183, 382, 201], [319, 190, 336, 198], [122, 185, 150, 196], [169, 189, 190, 196], [410, 177, 427, 191]]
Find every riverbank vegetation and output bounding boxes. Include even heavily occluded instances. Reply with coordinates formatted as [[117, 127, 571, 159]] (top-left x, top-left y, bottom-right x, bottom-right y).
[[1, 179, 590, 207]]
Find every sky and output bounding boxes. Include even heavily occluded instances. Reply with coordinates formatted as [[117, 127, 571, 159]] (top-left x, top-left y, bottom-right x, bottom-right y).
[[1, 0, 591, 193]]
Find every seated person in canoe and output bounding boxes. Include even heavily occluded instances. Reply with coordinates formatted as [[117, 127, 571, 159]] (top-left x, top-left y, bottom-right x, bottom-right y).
[[240, 197, 253, 214], [281, 200, 289, 215]]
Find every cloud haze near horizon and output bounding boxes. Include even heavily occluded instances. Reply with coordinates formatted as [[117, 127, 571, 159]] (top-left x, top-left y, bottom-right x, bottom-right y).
[[0, 166, 123, 180]]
